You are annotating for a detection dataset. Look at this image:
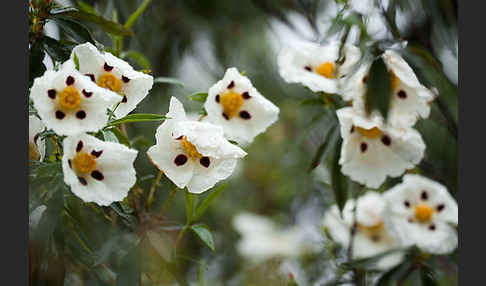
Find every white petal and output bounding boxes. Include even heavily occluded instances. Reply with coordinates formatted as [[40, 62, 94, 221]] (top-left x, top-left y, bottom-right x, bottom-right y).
[[205, 67, 279, 145], [322, 205, 351, 247], [30, 63, 121, 136], [62, 134, 138, 206], [187, 158, 238, 194], [29, 115, 46, 161], [356, 191, 386, 227]]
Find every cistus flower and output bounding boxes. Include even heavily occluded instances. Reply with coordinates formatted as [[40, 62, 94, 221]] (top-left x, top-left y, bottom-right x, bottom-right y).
[[29, 115, 46, 162], [71, 42, 154, 118], [322, 192, 404, 270], [383, 175, 458, 254], [62, 133, 138, 206], [30, 61, 121, 136], [204, 67, 279, 145], [147, 97, 247, 194], [233, 212, 312, 261], [337, 107, 425, 188], [278, 40, 361, 98], [344, 50, 435, 127]]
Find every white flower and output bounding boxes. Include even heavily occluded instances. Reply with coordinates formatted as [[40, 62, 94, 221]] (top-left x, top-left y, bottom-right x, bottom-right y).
[[323, 192, 404, 270], [71, 42, 154, 118], [147, 97, 247, 194], [344, 50, 435, 127], [337, 107, 425, 188], [62, 133, 138, 206], [278, 40, 361, 98], [30, 61, 121, 136], [233, 212, 311, 261], [29, 115, 46, 161], [383, 174, 458, 254], [204, 67, 279, 145]]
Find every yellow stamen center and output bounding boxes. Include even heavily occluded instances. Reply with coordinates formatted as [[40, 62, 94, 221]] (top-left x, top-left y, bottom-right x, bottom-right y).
[[390, 71, 400, 91], [97, 73, 122, 93], [59, 86, 81, 110], [415, 204, 433, 222], [72, 152, 97, 174], [181, 136, 202, 160], [315, 62, 335, 79], [356, 127, 383, 139], [359, 220, 384, 232], [220, 90, 243, 119], [29, 143, 40, 161]]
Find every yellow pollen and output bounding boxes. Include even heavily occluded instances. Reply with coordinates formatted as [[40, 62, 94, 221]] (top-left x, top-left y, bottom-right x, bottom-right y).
[[359, 220, 384, 232], [59, 86, 81, 110], [72, 152, 97, 174], [181, 136, 202, 160], [220, 90, 243, 119], [97, 73, 122, 93], [415, 204, 433, 222], [356, 127, 383, 139], [29, 143, 40, 161], [315, 62, 335, 78], [390, 71, 400, 91]]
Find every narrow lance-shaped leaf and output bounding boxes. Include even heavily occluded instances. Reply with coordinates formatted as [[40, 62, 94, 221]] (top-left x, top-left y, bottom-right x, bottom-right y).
[[190, 224, 215, 251], [154, 77, 185, 87], [193, 184, 227, 222], [124, 0, 152, 29], [42, 36, 71, 62], [188, 92, 208, 103], [365, 57, 392, 120], [309, 123, 338, 171], [329, 138, 348, 213], [107, 114, 167, 126], [121, 50, 152, 70], [51, 18, 98, 45]]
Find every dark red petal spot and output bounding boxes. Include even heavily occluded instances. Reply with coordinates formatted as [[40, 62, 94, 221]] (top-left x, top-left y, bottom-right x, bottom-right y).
[[227, 81, 235, 89], [421, 191, 428, 200], [371, 235, 380, 242], [122, 76, 130, 83], [408, 218, 414, 223], [404, 201, 410, 208], [91, 170, 105, 181], [34, 134, 39, 145], [82, 89, 93, 98], [174, 154, 188, 166], [91, 171, 104, 180], [428, 224, 436, 231], [362, 76, 368, 84], [239, 110, 251, 119], [304, 65, 312, 71], [76, 110, 86, 119], [78, 176, 87, 185], [55, 110, 65, 119], [360, 142, 368, 153], [215, 94, 220, 103], [350, 125, 355, 133], [48, 89, 56, 99], [242, 92, 251, 99], [66, 76, 75, 86], [121, 96, 128, 103], [222, 113, 229, 120], [176, 135, 183, 140], [381, 135, 391, 146], [104, 62, 114, 72], [200, 157, 210, 168], [397, 90, 407, 99], [437, 204, 445, 212], [76, 141, 83, 152], [68, 159, 72, 169], [91, 150, 103, 158], [85, 74, 96, 82]]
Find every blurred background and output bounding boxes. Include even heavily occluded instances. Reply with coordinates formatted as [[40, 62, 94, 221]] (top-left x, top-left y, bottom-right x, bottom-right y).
[[30, 0, 458, 285]]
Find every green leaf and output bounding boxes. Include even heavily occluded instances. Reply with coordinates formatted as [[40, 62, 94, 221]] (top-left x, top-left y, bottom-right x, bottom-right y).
[[42, 36, 71, 62], [190, 224, 215, 251], [103, 130, 119, 143], [77, 0, 98, 15], [300, 97, 324, 106], [110, 203, 138, 229], [121, 50, 151, 70], [107, 114, 167, 126], [154, 77, 185, 87], [189, 92, 208, 103], [376, 261, 412, 286], [329, 138, 348, 213], [106, 127, 131, 147], [193, 184, 227, 222], [29, 41, 46, 86], [51, 9, 133, 36], [124, 0, 152, 29], [365, 57, 392, 120], [309, 123, 339, 171], [51, 18, 98, 44], [73, 52, 80, 70], [184, 189, 195, 223], [420, 265, 439, 286]]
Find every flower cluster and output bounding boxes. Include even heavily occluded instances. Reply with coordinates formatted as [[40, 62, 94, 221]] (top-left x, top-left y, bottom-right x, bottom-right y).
[[30, 42, 280, 204], [279, 40, 433, 188], [323, 175, 458, 269]]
